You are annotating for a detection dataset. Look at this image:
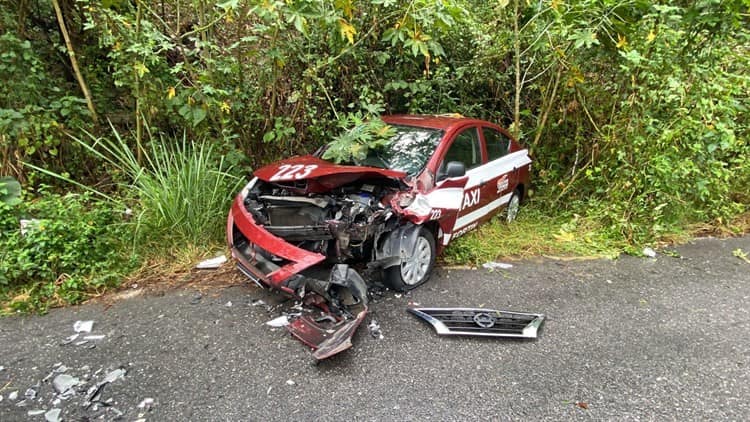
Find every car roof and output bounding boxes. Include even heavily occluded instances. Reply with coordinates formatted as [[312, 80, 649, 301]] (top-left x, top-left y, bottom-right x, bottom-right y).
[[381, 114, 494, 131]]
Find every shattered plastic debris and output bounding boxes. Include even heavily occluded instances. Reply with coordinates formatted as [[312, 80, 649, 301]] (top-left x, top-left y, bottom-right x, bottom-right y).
[[0, 365, 4, 371], [266, 315, 290, 327], [225, 301, 233, 307], [83, 335, 106, 341], [285, 379, 296, 386], [196, 255, 227, 269], [19, 218, 41, 236], [25, 387, 37, 400], [28, 410, 46, 416], [45, 409, 62, 422], [137, 397, 155, 410], [102, 368, 126, 384], [482, 261, 514, 270], [61, 334, 79, 345], [73, 320, 94, 333], [9, 391, 18, 400], [368, 319, 384, 340], [53, 374, 81, 397], [643, 247, 657, 258]]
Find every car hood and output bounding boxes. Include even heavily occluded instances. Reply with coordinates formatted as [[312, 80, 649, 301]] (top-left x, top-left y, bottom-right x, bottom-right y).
[[253, 156, 406, 190]]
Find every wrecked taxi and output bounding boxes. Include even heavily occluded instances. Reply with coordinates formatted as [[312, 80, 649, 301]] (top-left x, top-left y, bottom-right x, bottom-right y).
[[226, 114, 531, 359]]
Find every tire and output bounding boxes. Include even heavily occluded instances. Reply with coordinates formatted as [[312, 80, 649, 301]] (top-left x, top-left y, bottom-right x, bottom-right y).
[[384, 227, 436, 291], [506, 189, 521, 223]]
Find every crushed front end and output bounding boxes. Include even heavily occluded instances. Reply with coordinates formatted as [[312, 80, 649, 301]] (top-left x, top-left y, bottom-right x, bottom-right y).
[[227, 162, 409, 359]]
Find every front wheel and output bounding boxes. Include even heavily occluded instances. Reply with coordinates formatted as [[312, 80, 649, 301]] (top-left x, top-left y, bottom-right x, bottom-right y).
[[384, 227, 436, 292]]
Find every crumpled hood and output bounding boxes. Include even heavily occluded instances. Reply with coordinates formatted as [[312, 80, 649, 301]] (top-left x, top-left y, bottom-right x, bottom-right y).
[[253, 156, 406, 189]]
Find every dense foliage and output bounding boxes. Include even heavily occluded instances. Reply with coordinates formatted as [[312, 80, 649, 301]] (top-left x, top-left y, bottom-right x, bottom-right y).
[[1, 0, 748, 308]]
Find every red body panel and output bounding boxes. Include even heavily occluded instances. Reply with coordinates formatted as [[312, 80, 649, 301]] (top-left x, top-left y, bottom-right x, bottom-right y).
[[253, 156, 405, 191], [229, 195, 325, 290]]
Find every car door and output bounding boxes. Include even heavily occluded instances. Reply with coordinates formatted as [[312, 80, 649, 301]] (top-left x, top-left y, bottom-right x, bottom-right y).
[[479, 126, 529, 219], [434, 126, 485, 238]]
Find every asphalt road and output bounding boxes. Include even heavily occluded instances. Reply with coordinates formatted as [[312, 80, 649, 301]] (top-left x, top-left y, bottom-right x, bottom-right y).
[[1, 235, 749, 421]]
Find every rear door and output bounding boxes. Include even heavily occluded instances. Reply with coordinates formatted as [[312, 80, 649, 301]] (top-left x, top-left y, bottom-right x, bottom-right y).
[[478, 126, 531, 219]]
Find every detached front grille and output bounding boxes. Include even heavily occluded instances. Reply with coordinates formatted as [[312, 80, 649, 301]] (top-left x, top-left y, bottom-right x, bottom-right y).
[[408, 307, 545, 338]]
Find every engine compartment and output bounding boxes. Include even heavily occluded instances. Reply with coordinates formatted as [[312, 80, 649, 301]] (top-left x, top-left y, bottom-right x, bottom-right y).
[[243, 179, 401, 263]]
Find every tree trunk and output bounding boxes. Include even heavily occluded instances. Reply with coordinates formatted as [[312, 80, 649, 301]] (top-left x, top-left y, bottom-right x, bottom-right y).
[[52, 0, 98, 122]]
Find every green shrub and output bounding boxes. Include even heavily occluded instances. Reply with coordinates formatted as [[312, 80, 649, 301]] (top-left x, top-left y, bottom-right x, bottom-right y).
[[0, 192, 137, 313]]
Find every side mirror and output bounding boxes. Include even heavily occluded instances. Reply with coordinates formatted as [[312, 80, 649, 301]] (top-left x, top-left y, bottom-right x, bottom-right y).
[[445, 161, 466, 178]]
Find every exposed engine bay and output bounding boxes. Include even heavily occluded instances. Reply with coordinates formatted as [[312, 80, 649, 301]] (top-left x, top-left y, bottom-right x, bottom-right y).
[[241, 178, 403, 266]]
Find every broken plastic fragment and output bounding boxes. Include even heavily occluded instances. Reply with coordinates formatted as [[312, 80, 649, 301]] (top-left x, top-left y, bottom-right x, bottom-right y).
[[482, 261, 514, 270], [225, 301, 233, 307], [643, 247, 657, 258], [83, 335, 106, 341], [196, 255, 227, 269], [285, 379, 296, 386], [25, 387, 37, 400], [52, 374, 81, 395], [73, 320, 94, 333], [28, 410, 46, 416], [266, 316, 290, 327], [368, 319, 384, 340], [61, 334, 79, 345], [45, 409, 62, 422], [9, 391, 18, 400], [102, 368, 126, 384], [138, 397, 155, 410]]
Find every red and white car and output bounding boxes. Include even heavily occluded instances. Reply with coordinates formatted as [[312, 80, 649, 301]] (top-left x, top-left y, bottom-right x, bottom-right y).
[[226, 114, 531, 358]]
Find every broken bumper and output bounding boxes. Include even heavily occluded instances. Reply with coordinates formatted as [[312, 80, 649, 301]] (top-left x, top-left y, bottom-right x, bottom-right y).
[[227, 194, 326, 295]]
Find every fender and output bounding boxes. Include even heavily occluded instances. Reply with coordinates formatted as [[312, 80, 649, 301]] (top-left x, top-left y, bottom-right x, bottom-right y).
[[373, 223, 422, 269]]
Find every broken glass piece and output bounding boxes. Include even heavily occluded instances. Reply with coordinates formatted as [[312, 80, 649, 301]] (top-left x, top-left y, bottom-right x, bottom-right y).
[[102, 368, 126, 384], [25, 387, 37, 400], [52, 374, 80, 395], [73, 320, 94, 333], [8, 391, 18, 400], [266, 316, 290, 327], [28, 410, 45, 416], [74, 341, 88, 346], [45, 409, 62, 422], [16, 399, 27, 407]]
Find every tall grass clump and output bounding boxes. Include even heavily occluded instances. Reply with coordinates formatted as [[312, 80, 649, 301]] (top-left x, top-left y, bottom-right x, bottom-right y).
[[30, 125, 243, 250]]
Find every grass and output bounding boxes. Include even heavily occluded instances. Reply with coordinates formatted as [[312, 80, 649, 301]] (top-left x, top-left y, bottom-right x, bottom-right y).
[[442, 204, 626, 266], [441, 200, 750, 267]]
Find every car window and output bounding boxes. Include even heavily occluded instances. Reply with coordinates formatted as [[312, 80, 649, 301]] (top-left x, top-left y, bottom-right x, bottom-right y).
[[484, 127, 510, 161], [440, 128, 482, 174]]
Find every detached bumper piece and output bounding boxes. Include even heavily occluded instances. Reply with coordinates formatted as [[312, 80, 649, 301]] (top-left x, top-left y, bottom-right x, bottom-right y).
[[408, 306, 545, 338]]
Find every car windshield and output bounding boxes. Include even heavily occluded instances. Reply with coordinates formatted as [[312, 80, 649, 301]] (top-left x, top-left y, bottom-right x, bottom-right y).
[[357, 125, 443, 176]]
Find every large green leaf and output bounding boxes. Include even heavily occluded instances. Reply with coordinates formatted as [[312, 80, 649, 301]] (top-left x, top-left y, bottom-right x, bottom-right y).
[[0, 176, 21, 206]]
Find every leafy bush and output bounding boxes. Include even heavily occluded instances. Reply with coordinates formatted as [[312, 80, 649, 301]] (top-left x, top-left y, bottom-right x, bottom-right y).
[[0, 193, 136, 313]]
